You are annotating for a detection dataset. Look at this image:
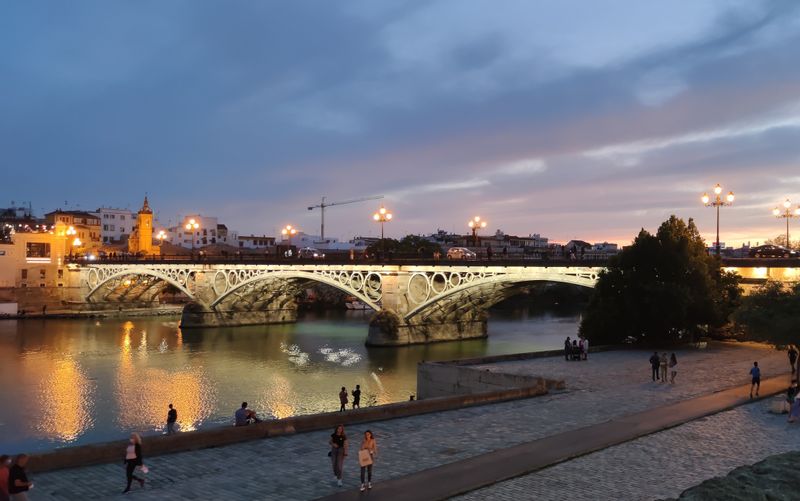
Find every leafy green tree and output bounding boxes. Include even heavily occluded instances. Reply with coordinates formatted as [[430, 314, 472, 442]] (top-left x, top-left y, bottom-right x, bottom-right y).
[[733, 281, 800, 347], [579, 215, 741, 346], [365, 235, 442, 257]]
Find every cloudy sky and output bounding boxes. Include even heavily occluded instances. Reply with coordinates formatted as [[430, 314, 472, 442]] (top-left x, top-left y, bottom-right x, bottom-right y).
[[2, 0, 800, 246]]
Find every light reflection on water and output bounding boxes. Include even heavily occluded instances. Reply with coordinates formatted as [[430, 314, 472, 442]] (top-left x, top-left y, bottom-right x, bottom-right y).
[[0, 309, 579, 453]]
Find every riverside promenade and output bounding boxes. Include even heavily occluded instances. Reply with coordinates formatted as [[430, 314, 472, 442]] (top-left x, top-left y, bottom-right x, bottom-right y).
[[22, 342, 794, 500]]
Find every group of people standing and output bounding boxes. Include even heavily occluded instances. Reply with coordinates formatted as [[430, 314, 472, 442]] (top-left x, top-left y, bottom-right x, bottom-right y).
[[649, 352, 678, 383], [339, 385, 362, 411], [329, 425, 378, 491], [564, 336, 589, 361]]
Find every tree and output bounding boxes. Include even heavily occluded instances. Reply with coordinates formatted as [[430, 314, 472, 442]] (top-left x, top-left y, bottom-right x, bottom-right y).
[[764, 234, 800, 250], [365, 235, 442, 257], [733, 281, 800, 346], [579, 215, 741, 346]]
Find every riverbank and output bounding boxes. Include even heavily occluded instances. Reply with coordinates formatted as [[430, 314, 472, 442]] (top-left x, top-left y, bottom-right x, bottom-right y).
[[20, 341, 790, 500], [0, 305, 183, 320]]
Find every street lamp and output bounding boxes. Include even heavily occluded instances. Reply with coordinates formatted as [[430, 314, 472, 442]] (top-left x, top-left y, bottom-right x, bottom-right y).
[[185, 219, 199, 253], [372, 205, 393, 257], [468, 216, 487, 247], [772, 198, 800, 249], [701, 184, 734, 256], [66, 226, 77, 258], [281, 225, 297, 256], [156, 230, 167, 247]]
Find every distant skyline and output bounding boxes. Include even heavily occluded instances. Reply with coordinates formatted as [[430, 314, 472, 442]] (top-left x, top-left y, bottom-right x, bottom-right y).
[[2, 1, 800, 246]]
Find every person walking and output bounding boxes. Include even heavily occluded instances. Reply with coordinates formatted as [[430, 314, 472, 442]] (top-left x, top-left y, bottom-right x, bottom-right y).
[[8, 455, 32, 501], [669, 353, 678, 384], [122, 433, 145, 494], [564, 336, 571, 361], [582, 336, 589, 360], [578, 338, 585, 360], [750, 361, 761, 399], [649, 352, 660, 381], [0, 455, 11, 501], [486, 245, 493, 260], [329, 425, 348, 487], [339, 387, 348, 412], [166, 403, 177, 435], [659, 353, 668, 382], [789, 345, 798, 375], [352, 385, 361, 409], [359, 430, 378, 492]]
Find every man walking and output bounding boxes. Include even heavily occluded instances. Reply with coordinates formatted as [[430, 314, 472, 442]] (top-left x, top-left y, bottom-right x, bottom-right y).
[[9, 454, 33, 501], [564, 337, 572, 361], [788, 345, 798, 375], [649, 352, 660, 381], [352, 385, 362, 409], [750, 361, 761, 399], [339, 387, 348, 412], [166, 403, 177, 435]]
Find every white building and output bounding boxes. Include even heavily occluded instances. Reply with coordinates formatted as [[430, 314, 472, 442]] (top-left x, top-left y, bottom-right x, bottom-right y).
[[238, 235, 276, 249], [93, 207, 134, 244], [282, 232, 365, 251], [167, 215, 238, 248]]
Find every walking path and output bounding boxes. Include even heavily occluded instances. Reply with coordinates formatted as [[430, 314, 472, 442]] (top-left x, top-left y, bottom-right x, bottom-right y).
[[319, 375, 792, 500], [22, 342, 791, 500]]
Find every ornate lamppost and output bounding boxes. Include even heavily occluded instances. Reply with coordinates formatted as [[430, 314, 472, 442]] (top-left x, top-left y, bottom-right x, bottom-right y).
[[468, 216, 487, 247], [185, 219, 199, 253], [372, 206, 393, 258], [772, 198, 800, 249], [66, 226, 77, 259], [281, 225, 297, 257], [701, 184, 734, 256]]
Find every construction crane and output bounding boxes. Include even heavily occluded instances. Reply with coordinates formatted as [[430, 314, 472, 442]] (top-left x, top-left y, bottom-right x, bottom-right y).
[[308, 195, 384, 243]]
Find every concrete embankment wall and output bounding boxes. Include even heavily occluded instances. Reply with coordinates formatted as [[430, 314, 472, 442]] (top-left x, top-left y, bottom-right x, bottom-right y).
[[417, 346, 613, 399], [27, 383, 549, 473]]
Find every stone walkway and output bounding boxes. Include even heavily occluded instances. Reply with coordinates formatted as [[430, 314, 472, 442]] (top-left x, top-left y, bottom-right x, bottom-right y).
[[456, 398, 800, 501], [23, 342, 791, 500]]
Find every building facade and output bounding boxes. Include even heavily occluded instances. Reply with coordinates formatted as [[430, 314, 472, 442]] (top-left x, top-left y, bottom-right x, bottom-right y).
[[93, 207, 134, 244], [44, 210, 102, 252]]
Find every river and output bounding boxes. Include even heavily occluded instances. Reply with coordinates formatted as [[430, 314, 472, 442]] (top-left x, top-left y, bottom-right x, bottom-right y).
[[0, 309, 580, 453]]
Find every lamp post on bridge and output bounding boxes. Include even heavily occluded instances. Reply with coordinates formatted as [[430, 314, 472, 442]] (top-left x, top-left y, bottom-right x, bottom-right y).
[[281, 224, 297, 257], [468, 216, 486, 247], [772, 198, 800, 250], [372, 206, 392, 259], [701, 184, 734, 256], [66, 226, 77, 259], [185, 219, 199, 255]]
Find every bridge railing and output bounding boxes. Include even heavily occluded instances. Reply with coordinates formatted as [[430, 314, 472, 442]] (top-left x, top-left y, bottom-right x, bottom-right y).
[[66, 253, 612, 267]]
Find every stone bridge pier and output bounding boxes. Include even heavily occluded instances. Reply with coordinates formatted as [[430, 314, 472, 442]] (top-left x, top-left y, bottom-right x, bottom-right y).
[[78, 263, 602, 346]]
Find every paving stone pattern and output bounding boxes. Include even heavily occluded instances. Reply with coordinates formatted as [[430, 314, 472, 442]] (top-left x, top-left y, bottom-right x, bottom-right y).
[[456, 399, 800, 501], [24, 343, 792, 500]]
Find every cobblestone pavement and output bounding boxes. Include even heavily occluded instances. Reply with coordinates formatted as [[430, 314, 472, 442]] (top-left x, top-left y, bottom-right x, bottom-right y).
[[456, 398, 800, 501], [25, 343, 792, 500]]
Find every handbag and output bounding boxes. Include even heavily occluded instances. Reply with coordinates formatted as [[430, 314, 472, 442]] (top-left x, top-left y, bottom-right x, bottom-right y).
[[358, 448, 373, 467], [137, 465, 149, 474]]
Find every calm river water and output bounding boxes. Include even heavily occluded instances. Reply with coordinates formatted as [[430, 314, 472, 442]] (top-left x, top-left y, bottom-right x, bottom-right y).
[[0, 309, 579, 453]]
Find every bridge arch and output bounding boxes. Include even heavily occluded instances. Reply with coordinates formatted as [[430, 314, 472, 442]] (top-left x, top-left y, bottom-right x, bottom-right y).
[[210, 270, 382, 311], [85, 267, 195, 301], [404, 270, 597, 322]]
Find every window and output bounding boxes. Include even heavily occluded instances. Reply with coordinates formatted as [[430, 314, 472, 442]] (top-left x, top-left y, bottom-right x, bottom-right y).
[[58, 269, 63, 279], [40, 269, 46, 279], [203, 229, 207, 236], [110, 225, 115, 231], [103, 224, 108, 231], [120, 227, 125, 233], [111, 214, 116, 219], [121, 215, 125, 220], [104, 214, 109, 219], [21, 269, 28, 279], [26, 242, 50, 258]]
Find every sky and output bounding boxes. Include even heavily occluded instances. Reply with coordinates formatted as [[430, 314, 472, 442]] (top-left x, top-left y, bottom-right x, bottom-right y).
[[2, 0, 800, 246]]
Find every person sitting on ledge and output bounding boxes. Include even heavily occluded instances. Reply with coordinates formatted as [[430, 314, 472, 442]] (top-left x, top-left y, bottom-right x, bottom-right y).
[[234, 402, 260, 426]]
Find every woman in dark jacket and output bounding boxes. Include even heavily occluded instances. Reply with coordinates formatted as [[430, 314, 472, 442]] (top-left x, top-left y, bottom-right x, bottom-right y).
[[122, 432, 145, 493]]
